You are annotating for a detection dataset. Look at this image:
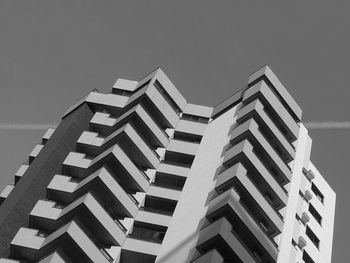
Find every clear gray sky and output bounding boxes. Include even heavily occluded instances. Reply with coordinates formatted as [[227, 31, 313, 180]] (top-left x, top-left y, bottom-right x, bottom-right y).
[[0, 1, 349, 261]]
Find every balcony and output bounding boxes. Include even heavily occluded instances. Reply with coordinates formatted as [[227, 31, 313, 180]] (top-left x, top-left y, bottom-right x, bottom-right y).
[[85, 91, 129, 113], [153, 172, 186, 190], [112, 78, 138, 94], [175, 119, 207, 137], [10, 221, 112, 262], [236, 99, 295, 161], [0, 185, 14, 204], [247, 65, 302, 122], [135, 209, 172, 228], [146, 185, 182, 202], [163, 151, 194, 168], [47, 167, 139, 218], [41, 128, 55, 144], [29, 144, 44, 164], [167, 139, 199, 157], [242, 80, 300, 142], [29, 193, 127, 246], [157, 162, 191, 178], [14, 164, 29, 184], [205, 189, 278, 262], [62, 144, 150, 192], [128, 221, 167, 244], [196, 217, 256, 263], [215, 163, 284, 232], [89, 104, 169, 148], [77, 123, 159, 169], [223, 140, 288, 208], [122, 236, 161, 258], [126, 84, 181, 129], [229, 118, 292, 185], [142, 196, 177, 216]]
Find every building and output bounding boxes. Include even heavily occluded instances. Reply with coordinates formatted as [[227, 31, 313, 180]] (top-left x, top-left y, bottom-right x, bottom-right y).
[[0, 66, 335, 263]]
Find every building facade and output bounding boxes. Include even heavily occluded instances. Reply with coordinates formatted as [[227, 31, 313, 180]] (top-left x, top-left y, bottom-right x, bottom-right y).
[[0, 66, 335, 263]]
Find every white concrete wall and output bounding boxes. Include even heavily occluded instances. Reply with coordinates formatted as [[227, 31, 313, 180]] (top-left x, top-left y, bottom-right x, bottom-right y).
[[277, 124, 311, 262], [277, 124, 336, 263], [300, 162, 336, 263], [155, 106, 238, 263]]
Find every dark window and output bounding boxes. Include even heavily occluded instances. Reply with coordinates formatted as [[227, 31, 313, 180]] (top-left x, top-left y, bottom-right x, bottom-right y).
[[311, 183, 324, 204], [112, 89, 133, 96], [173, 131, 202, 144], [309, 203, 322, 225], [154, 173, 186, 190], [163, 151, 194, 167], [302, 250, 315, 263], [306, 226, 320, 249], [181, 113, 209, 123], [130, 222, 167, 243], [143, 196, 177, 215]]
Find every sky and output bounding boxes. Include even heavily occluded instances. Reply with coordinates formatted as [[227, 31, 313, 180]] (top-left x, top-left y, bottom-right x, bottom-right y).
[[0, 0, 349, 261]]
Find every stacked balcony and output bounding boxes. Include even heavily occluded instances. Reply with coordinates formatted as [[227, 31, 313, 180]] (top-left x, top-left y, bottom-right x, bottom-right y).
[[0, 66, 309, 263], [4, 71, 187, 262], [194, 67, 301, 262], [0, 127, 55, 207]]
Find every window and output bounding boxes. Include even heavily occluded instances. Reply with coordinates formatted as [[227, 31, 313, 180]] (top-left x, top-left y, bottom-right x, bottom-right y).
[[302, 251, 315, 263], [311, 183, 324, 204], [173, 131, 202, 144], [130, 222, 167, 243], [143, 196, 177, 215], [306, 226, 320, 249], [309, 203, 322, 225], [163, 151, 194, 167], [154, 173, 186, 190], [181, 113, 209, 123]]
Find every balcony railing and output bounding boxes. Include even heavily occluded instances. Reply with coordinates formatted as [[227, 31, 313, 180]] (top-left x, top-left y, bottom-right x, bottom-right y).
[[151, 181, 184, 191], [238, 198, 279, 249], [128, 231, 165, 244], [130, 122, 161, 160], [127, 193, 139, 206], [257, 127, 292, 172], [114, 219, 127, 233], [139, 206, 173, 216], [100, 248, 114, 262], [139, 168, 150, 181], [252, 148, 289, 194]]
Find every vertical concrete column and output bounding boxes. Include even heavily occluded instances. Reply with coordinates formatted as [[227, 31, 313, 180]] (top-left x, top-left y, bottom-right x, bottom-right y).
[[277, 125, 311, 262]]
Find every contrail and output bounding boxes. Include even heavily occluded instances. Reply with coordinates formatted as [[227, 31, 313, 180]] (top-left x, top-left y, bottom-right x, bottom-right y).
[[304, 121, 350, 129], [0, 123, 57, 130], [0, 121, 349, 130]]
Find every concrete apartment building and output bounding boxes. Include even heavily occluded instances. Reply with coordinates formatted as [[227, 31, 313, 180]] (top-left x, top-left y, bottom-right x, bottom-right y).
[[0, 66, 335, 263]]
